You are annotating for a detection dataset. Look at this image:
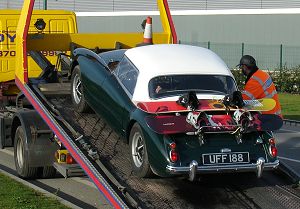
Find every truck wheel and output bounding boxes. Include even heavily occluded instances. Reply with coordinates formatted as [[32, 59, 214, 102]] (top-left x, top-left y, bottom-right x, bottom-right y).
[[14, 126, 38, 179], [71, 65, 90, 113], [0, 138, 3, 149], [129, 123, 153, 178], [0, 118, 4, 149], [40, 166, 56, 178]]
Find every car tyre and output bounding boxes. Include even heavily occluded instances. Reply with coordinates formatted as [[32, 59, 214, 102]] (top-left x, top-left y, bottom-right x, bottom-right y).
[[71, 65, 91, 113], [129, 123, 153, 178], [39, 166, 56, 179], [14, 126, 39, 179]]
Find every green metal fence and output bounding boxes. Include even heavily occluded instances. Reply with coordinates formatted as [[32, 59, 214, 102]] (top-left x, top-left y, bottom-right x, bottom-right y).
[[183, 41, 300, 70]]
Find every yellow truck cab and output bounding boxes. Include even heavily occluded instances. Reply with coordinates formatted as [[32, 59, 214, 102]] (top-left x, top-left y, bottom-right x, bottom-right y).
[[0, 10, 77, 96]]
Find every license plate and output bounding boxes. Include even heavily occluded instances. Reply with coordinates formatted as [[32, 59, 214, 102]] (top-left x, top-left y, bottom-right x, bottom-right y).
[[202, 152, 249, 165]]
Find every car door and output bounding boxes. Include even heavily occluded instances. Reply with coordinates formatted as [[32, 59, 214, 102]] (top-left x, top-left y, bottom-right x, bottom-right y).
[[100, 56, 138, 135], [77, 55, 111, 116]]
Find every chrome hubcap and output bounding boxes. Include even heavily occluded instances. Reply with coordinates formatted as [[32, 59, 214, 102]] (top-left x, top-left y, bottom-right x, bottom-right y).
[[16, 136, 24, 168], [73, 74, 82, 104], [131, 132, 144, 168]]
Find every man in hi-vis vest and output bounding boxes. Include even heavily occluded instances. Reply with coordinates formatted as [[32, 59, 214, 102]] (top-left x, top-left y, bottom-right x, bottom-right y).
[[237, 55, 282, 117]]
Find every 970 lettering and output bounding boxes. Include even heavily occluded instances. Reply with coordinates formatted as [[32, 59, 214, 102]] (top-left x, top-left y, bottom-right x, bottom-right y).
[[0, 50, 16, 57]]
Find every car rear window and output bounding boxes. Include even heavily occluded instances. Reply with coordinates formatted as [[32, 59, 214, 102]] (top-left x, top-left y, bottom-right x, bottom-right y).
[[149, 75, 237, 99]]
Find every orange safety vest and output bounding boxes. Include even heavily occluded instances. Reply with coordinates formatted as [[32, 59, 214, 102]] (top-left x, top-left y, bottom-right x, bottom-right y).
[[242, 69, 282, 116]]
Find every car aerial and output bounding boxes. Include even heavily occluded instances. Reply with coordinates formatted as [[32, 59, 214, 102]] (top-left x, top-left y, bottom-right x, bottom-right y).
[[70, 44, 279, 181]]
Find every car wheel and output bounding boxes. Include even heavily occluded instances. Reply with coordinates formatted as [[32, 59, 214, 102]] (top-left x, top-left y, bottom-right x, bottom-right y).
[[14, 126, 39, 179], [129, 123, 153, 178], [71, 65, 90, 113]]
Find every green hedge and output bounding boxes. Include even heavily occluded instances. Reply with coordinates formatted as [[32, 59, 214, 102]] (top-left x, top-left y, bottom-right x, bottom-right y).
[[231, 66, 300, 94], [231, 69, 244, 90]]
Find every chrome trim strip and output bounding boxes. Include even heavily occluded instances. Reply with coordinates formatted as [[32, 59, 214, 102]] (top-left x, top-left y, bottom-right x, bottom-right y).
[[166, 160, 279, 174]]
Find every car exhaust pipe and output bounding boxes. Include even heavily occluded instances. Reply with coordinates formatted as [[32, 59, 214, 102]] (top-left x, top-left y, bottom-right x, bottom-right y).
[[189, 160, 198, 181], [256, 157, 265, 178]]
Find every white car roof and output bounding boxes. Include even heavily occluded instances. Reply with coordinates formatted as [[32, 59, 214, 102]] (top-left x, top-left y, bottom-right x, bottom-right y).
[[125, 44, 233, 102]]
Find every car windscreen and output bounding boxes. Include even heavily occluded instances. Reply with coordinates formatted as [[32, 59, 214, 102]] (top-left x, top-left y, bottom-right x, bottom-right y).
[[148, 75, 237, 99], [98, 49, 127, 64], [98, 49, 127, 71]]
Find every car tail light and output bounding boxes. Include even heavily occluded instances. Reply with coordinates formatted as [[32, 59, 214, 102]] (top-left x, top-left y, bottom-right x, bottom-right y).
[[169, 142, 176, 150], [169, 142, 179, 162], [268, 138, 277, 157], [66, 153, 75, 164], [270, 146, 278, 157], [170, 150, 178, 162], [269, 138, 276, 145]]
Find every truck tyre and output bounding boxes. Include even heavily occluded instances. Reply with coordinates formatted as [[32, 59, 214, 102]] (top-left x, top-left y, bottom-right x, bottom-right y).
[[129, 123, 153, 178], [0, 117, 4, 149], [71, 65, 91, 113], [40, 166, 56, 179], [14, 126, 38, 179], [0, 138, 3, 149]]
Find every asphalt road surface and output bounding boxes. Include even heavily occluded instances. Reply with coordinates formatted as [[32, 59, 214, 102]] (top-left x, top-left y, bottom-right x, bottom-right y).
[[275, 123, 300, 177]]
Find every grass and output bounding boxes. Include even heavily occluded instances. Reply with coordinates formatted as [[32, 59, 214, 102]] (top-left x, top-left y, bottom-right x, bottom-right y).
[[0, 172, 69, 209], [278, 93, 300, 120]]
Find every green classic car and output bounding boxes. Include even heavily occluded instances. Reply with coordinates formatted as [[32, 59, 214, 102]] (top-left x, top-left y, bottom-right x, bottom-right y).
[[71, 44, 279, 181]]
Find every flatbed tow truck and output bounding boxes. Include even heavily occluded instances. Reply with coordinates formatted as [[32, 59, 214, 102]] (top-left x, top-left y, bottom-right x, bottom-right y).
[[0, 0, 177, 208], [1, 1, 300, 208]]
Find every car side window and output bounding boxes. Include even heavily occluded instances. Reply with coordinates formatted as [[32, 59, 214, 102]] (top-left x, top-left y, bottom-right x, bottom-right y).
[[114, 56, 139, 95], [226, 76, 238, 95]]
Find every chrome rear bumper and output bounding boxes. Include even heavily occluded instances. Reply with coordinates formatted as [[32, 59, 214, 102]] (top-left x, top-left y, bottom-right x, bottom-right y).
[[166, 158, 279, 181]]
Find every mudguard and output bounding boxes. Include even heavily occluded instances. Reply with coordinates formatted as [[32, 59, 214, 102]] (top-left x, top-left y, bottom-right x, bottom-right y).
[[11, 109, 59, 167]]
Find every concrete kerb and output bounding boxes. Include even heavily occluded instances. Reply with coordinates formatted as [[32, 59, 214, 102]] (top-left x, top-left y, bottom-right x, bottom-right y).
[[277, 161, 300, 186], [0, 168, 81, 209]]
